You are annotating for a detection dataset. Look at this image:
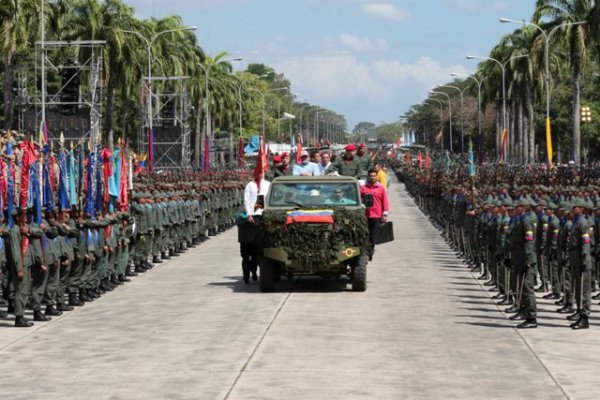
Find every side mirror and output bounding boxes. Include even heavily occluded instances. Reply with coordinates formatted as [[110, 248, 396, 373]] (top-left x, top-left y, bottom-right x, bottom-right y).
[[256, 194, 265, 208], [362, 193, 374, 208]]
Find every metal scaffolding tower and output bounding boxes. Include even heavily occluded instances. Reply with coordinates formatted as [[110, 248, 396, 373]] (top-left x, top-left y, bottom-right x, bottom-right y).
[[140, 76, 191, 170], [28, 40, 105, 145]]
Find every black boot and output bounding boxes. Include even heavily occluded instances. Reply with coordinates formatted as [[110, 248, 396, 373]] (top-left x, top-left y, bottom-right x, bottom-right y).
[[118, 275, 131, 283], [152, 255, 163, 264], [497, 295, 513, 306], [33, 310, 51, 321], [555, 298, 566, 306], [556, 303, 573, 314], [570, 314, 589, 329], [7, 300, 15, 314], [79, 289, 92, 302], [505, 304, 519, 313], [126, 268, 139, 277], [509, 312, 526, 321], [45, 305, 62, 316], [543, 292, 560, 300], [14, 316, 34, 327], [69, 293, 84, 307], [57, 302, 74, 312], [161, 252, 170, 260], [516, 318, 537, 329], [566, 311, 580, 321]]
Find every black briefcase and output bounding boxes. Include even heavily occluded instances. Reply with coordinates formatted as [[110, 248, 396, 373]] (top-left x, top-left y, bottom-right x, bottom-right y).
[[374, 221, 394, 245], [237, 222, 260, 244]]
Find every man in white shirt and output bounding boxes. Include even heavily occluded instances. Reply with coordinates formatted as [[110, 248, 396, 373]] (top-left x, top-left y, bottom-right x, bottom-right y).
[[292, 150, 321, 176], [240, 171, 270, 283]]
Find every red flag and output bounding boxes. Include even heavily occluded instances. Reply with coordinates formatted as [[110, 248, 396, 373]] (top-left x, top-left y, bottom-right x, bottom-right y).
[[417, 151, 423, 168], [296, 134, 303, 164], [404, 152, 412, 164], [254, 135, 267, 178], [19, 140, 36, 209], [119, 145, 128, 211], [425, 152, 432, 169], [500, 128, 508, 162], [238, 136, 245, 168], [101, 147, 113, 209]]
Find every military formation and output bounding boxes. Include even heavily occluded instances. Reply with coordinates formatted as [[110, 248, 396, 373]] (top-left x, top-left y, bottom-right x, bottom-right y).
[[400, 159, 598, 330], [0, 131, 247, 328]]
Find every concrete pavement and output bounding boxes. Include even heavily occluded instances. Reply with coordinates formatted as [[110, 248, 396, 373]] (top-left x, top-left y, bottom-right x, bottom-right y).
[[0, 180, 598, 400]]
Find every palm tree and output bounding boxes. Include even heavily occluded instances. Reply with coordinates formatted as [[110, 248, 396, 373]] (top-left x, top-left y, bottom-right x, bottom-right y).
[[0, 0, 38, 129], [533, 0, 593, 164]]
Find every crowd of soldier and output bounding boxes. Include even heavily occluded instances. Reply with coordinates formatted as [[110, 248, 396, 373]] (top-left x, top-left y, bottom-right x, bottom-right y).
[[400, 165, 596, 330], [1, 172, 246, 328]]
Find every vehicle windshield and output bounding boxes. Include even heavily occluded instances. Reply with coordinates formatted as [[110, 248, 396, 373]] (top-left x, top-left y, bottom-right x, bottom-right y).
[[268, 182, 360, 207]]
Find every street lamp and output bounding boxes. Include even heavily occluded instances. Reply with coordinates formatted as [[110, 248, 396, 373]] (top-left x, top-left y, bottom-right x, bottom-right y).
[[451, 73, 487, 143], [466, 53, 528, 162], [121, 25, 197, 171], [430, 90, 452, 152], [268, 87, 289, 137], [248, 87, 265, 136], [440, 84, 470, 154], [298, 102, 311, 139], [500, 18, 586, 165]]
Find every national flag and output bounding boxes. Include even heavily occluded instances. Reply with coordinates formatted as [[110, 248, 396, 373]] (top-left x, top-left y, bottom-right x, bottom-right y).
[[254, 135, 267, 178], [38, 120, 48, 146], [296, 134, 303, 164], [468, 139, 476, 177], [499, 128, 508, 162], [286, 209, 334, 225]]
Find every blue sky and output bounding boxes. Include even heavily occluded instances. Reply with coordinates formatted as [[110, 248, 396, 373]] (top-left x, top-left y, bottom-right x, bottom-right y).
[[125, 0, 536, 130]]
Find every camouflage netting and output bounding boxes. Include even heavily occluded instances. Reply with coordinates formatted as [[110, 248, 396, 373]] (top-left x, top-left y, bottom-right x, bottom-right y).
[[261, 207, 370, 267]]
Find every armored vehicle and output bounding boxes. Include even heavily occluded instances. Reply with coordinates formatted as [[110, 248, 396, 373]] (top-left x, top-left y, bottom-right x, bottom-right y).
[[258, 175, 371, 292]]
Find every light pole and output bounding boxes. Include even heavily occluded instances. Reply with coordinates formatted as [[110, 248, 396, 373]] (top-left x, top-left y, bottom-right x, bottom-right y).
[[440, 84, 470, 154], [451, 73, 487, 142], [430, 90, 452, 152], [248, 87, 265, 136], [298, 102, 311, 139], [466, 53, 528, 161], [306, 106, 320, 145], [268, 87, 288, 138], [121, 25, 197, 171], [500, 18, 586, 165]]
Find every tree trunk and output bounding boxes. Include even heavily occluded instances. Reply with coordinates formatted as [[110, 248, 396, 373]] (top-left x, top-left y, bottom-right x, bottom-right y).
[[528, 94, 535, 163], [3, 56, 15, 130], [573, 56, 582, 165], [520, 101, 527, 165], [194, 97, 202, 170], [508, 104, 515, 163], [105, 78, 115, 150]]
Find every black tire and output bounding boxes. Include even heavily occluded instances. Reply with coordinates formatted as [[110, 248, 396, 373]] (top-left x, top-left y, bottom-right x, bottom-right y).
[[352, 255, 367, 292], [260, 258, 276, 292]]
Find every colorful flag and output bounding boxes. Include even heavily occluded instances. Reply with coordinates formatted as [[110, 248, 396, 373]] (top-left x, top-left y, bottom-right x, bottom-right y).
[[296, 134, 303, 164], [425, 151, 432, 169], [39, 120, 48, 146], [499, 128, 508, 162], [468, 139, 476, 177], [286, 209, 334, 225]]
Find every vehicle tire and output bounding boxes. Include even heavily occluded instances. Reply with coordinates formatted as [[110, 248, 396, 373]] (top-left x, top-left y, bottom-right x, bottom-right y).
[[260, 258, 276, 292], [352, 255, 367, 292]]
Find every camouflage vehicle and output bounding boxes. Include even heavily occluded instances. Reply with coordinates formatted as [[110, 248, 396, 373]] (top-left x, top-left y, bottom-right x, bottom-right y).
[[258, 175, 372, 292]]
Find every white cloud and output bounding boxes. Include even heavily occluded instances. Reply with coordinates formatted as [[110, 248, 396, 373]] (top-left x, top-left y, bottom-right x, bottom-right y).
[[445, 0, 512, 12], [338, 33, 388, 52], [361, 3, 408, 21], [371, 57, 469, 90]]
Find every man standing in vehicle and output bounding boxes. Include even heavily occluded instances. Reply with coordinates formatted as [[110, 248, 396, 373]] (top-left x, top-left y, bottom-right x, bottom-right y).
[[360, 169, 390, 261]]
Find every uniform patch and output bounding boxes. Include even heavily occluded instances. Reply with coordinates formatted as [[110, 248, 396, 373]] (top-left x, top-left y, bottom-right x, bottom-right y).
[[525, 230, 534, 241]]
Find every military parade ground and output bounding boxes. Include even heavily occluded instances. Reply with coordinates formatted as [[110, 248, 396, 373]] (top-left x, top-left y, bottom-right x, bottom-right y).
[[0, 176, 597, 400]]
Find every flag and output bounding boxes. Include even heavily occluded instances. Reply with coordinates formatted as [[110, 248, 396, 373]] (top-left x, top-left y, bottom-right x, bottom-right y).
[[119, 144, 128, 211], [296, 134, 303, 164], [38, 120, 48, 146], [148, 127, 154, 173], [244, 135, 260, 154], [19, 141, 36, 209], [417, 150, 422, 168], [444, 150, 450, 174], [468, 139, 476, 177], [6, 142, 14, 227], [499, 128, 508, 163], [546, 117, 553, 166], [286, 209, 334, 225], [58, 149, 69, 210], [425, 151, 432, 169], [254, 135, 267, 177], [238, 136, 245, 168], [435, 129, 443, 144], [203, 134, 210, 172]]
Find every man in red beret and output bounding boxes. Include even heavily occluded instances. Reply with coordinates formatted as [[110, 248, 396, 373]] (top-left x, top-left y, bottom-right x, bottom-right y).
[[324, 144, 361, 178], [280, 152, 291, 175], [267, 155, 287, 180]]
